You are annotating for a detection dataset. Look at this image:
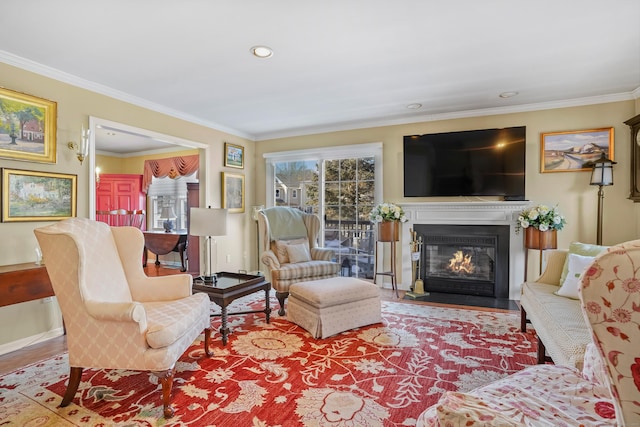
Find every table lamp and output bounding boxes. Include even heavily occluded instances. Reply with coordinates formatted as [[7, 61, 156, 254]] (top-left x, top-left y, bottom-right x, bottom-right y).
[[160, 206, 177, 232], [189, 207, 228, 284]]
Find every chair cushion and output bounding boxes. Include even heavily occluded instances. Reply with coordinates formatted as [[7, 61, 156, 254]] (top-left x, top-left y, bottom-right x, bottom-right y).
[[143, 293, 210, 349], [273, 260, 340, 281], [273, 238, 309, 264], [289, 277, 379, 308]]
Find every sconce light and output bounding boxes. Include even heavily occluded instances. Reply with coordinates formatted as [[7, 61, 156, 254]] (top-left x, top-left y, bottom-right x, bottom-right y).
[[95, 167, 101, 187], [589, 154, 617, 245], [67, 126, 90, 164]]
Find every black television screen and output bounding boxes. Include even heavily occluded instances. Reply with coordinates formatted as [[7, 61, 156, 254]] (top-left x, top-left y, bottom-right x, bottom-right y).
[[403, 126, 526, 198]]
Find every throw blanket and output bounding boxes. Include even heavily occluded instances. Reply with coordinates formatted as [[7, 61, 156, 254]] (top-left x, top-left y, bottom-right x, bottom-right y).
[[264, 207, 308, 240]]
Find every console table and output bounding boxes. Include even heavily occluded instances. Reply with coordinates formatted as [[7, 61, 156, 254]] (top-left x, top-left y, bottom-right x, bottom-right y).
[[143, 231, 188, 272], [0, 263, 54, 307]]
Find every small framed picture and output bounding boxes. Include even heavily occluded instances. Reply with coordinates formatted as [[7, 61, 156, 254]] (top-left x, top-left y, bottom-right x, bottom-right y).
[[222, 172, 245, 213], [2, 168, 77, 222], [540, 127, 614, 173], [224, 142, 244, 169], [0, 87, 57, 164]]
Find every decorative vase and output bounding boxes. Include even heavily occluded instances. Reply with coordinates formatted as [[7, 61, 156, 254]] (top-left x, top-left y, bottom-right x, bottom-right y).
[[524, 227, 557, 250], [378, 221, 400, 242]]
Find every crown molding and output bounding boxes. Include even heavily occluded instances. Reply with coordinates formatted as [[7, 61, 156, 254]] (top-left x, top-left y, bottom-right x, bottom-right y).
[[0, 50, 255, 141]]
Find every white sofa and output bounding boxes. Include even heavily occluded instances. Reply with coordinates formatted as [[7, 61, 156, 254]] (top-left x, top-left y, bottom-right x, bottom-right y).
[[520, 242, 606, 370]]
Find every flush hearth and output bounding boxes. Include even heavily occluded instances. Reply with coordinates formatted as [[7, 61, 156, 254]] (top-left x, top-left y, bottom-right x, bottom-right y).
[[414, 224, 510, 299]]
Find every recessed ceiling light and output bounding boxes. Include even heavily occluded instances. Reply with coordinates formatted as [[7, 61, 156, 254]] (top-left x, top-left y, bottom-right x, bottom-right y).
[[499, 91, 519, 99], [406, 103, 422, 109], [251, 45, 273, 58]]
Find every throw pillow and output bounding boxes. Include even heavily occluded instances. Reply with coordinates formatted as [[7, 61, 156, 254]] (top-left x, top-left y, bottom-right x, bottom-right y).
[[556, 253, 595, 299], [558, 242, 607, 287], [273, 238, 309, 264], [286, 243, 312, 263]]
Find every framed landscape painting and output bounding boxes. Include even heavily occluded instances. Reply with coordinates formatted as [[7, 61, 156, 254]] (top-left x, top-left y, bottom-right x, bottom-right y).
[[1, 168, 76, 222], [0, 88, 57, 164], [540, 127, 614, 173], [222, 172, 245, 213], [224, 142, 244, 168]]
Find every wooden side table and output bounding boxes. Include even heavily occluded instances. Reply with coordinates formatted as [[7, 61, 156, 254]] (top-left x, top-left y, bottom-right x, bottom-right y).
[[143, 230, 188, 272]]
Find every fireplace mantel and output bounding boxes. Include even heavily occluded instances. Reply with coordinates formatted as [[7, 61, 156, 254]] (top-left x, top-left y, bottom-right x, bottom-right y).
[[399, 201, 530, 300]]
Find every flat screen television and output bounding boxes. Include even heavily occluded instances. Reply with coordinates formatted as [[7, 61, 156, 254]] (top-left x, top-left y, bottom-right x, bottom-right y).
[[403, 126, 526, 198]]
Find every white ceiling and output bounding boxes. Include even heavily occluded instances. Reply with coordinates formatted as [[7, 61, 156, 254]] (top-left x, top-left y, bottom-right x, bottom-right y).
[[2, 0, 639, 154]]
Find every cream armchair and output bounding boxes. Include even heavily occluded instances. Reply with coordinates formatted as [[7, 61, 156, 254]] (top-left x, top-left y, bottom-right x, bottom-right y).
[[258, 207, 340, 315], [417, 239, 640, 426], [34, 218, 212, 419]]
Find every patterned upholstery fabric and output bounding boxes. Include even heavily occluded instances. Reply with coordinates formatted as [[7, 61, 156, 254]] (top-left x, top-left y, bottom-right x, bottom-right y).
[[417, 239, 640, 426], [287, 277, 382, 338], [580, 239, 640, 426], [34, 218, 211, 371], [520, 249, 593, 370], [258, 208, 340, 314]]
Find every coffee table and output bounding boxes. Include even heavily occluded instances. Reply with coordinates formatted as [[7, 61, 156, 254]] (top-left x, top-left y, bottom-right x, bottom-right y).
[[193, 272, 271, 345]]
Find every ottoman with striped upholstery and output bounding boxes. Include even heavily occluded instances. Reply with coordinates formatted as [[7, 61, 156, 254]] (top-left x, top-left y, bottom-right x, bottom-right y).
[[287, 277, 382, 338]]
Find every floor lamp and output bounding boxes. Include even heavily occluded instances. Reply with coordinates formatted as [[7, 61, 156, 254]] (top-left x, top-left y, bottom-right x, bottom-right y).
[[589, 154, 616, 245], [189, 207, 228, 284], [251, 205, 264, 275]]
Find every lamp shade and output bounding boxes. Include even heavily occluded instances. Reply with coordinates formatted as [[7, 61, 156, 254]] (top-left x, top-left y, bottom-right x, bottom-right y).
[[160, 206, 176, 219], [590, 155, 616, 186], [189, 207, 228, 237]]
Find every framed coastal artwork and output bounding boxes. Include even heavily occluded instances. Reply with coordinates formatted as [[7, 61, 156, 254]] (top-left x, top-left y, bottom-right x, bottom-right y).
[[222, 172, 245, 213], [1, 168, 77, 222], [224, 142, 244, 168], [540, 127, 614, 173], [0, 88, 57, 164]]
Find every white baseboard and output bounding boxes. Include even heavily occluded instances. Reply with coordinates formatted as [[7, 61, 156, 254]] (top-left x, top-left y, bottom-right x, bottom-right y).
[[0, 328, 65, 356]]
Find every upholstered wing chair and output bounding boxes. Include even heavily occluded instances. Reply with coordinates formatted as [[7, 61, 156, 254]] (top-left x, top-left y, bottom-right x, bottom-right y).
[[258, 207, 340, 315], [417, 239, 640, 426], [34, 218, 212, 419]]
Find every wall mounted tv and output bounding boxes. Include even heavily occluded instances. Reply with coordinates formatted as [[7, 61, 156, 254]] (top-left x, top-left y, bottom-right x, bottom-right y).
[[403, 126, 526, 198]]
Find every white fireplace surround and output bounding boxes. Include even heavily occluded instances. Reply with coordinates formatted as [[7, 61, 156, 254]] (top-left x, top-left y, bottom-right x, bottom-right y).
[[399, 201, 530, 300]]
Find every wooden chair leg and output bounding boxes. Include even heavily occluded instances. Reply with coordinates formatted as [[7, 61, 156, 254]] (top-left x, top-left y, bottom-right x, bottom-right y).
[[155, 368, 175, 419], [275, 291, 289, 316], [520, 306, 527, 332], [537, 337, 546, 364], [60, 366, 83, 407], [204, 327, 213, 357]]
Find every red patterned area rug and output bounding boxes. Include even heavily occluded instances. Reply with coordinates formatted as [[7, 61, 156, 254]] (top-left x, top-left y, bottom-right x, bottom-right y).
[[0, 297, 536, 426]]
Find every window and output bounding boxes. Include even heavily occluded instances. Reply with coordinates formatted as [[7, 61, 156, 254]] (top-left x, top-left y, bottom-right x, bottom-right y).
[[265, 143, 383, 279], [147, 172, 198, 231]]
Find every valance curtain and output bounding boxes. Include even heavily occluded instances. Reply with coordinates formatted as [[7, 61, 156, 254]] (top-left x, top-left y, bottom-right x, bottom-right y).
[[142, 155, 199, 193]]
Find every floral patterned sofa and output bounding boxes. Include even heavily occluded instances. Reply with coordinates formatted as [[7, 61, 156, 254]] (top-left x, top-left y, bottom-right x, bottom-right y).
[[417, 239, 640, 426]]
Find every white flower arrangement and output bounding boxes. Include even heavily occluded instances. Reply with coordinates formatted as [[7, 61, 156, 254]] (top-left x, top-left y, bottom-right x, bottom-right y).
[[516, 204, 566, 233], [369, 202, 407, 223]]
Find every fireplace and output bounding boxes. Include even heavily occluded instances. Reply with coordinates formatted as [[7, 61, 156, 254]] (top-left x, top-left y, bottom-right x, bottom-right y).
[[414, 224, 510, 298], [400, 202, 528, 300]]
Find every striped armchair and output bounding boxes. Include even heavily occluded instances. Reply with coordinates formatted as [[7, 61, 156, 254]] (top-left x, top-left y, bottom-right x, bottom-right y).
[[258, 207, 340, 315]]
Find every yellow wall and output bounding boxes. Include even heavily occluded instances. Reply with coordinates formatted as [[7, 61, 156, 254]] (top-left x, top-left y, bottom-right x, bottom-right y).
[[95, 149, 200, 175], [0, 63, 254, 353], [256, 100, 640, 278]]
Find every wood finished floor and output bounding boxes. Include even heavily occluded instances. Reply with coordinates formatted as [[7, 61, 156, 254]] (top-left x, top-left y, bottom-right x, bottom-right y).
[[0, 264, 518, 376]]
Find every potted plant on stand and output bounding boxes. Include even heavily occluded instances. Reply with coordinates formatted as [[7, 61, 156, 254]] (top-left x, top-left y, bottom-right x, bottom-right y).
[[517, 204, 567, 276], [369, 202, 408, 241]]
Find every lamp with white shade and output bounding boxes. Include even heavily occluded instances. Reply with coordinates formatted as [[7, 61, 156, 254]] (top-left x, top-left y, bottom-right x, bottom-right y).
[[189, 207, 228, 284], [589, 154, 616, 245]]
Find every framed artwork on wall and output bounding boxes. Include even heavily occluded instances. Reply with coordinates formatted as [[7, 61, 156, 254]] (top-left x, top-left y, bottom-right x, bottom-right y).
[[0, 87, 57, 164], [224, 142, 244, 168], [1, 168, 77, 222], [540, 127, 614, 173], [222, 172, 245, 213]]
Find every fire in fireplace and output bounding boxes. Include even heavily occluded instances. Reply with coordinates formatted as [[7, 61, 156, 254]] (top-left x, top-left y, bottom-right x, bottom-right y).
[[414, 224, 510, 298]]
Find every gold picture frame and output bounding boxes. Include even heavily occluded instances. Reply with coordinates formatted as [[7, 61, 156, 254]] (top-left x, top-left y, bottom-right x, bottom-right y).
[[540, 127, 614, 173], [1, 168, 77, 222], [0, 87, 57, 164], [224, 142, 244, 169], [222, 172, 245, 213]]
